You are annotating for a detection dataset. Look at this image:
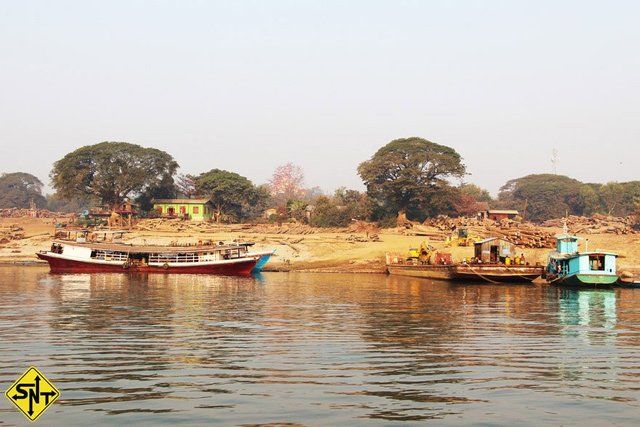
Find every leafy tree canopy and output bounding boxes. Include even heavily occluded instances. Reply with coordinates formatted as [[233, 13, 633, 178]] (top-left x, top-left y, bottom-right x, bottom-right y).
[[50, 142, 178, 208], [459, 183, 493, 204], [357, 137, 466, 219], [136, 174, 178, 214], [0, 172, 47, 209], [196, 169, 261, 223], [310, 195, 351, 227], [497, 175, 640, 221], [498, 174, 599, 222]]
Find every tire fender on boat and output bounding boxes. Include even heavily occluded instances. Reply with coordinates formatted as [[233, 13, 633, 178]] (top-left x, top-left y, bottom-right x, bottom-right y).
[[163, 263, 169, 270]]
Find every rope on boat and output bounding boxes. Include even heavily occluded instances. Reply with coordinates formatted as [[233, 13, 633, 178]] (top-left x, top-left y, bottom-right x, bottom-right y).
[[467, 266, 501, 284], [465, 265, 537, 283], [506, 267, 539, 282]]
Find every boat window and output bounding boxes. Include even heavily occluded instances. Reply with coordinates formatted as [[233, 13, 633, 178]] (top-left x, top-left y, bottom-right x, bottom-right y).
[[589, 255, 605, 271]]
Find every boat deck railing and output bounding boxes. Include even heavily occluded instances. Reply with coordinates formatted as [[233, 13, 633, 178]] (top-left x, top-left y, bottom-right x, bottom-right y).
[[94, 251, 128, 262]]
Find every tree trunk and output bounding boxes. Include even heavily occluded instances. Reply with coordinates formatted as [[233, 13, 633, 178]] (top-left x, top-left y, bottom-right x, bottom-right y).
[[397, 210, 409, 227]]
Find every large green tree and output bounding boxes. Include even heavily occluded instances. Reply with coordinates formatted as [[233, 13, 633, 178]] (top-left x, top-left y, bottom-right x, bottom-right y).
[[50, 142, 178, 208], [196, 169, 265, 223], [497, 174, 591, 221], [357, 137, 466, 220], [135, 174, 178, 213], [0, 172, 47, 209]]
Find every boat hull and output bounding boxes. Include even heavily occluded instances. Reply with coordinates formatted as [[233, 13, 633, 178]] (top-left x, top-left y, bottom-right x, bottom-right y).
[[548, 273, 619, 288], [386, 264, 455, 280], [454, 264, 544, 283], [36, 252, 258, 275], [249, 250, 275, 273]]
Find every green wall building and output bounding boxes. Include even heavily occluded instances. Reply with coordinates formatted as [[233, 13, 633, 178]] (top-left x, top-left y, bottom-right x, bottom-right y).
[[151, 199, 214, 221]]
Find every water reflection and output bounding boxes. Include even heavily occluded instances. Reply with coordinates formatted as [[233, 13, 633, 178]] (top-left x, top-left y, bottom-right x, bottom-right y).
[[0, 267, 639, 426], [558, 289, 617, 333]]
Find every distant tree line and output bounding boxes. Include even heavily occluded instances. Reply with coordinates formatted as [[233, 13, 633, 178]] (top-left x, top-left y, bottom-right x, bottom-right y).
[[1, 139, 639, 225]]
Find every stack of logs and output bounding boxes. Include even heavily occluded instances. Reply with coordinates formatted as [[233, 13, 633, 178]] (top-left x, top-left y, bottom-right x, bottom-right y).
[[405, 216, 557, 248], [541, 214, 638, 235], [482, 220, 556, 248], [0, 208, 74, 219], [0, 225, 25, 244]]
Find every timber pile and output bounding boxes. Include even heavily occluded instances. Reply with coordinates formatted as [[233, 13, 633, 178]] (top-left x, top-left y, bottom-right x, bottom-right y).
[[133, 218, 384, 239], [134, 218, 346, 235], [483, 219, 556, 248], [541, 214, 638, 235], [0, 208, 74, 219], [0, 225, 25, 244], [404, 216, 557, 248]]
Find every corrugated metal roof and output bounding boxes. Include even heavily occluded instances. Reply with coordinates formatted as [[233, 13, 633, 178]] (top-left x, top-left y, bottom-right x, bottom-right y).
[[475, 237, 499, 244], [488, 209, 519, 215]]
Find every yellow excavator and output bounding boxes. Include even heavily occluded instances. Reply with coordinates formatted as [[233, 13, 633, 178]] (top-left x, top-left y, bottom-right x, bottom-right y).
[[445, 228, 478, 247], [407, 241, 437, 264]]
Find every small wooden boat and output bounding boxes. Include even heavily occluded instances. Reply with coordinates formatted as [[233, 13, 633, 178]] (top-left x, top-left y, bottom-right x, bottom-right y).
[[617, 279, 640, 288], [454, 263, 544, 283], [545, 232, 618, 287], [452, 237, 544, 282], [386, 244, 455, 280], [386, 261, 455, 280], [386, 239, 543, 283], [37, 230, 259, 275]]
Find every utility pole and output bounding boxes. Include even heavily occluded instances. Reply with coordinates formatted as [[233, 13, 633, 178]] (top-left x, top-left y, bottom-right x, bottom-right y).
[[551, 149, 559, 174]]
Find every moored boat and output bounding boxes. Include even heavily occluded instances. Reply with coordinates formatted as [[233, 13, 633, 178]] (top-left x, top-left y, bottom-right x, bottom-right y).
[[37, 231, 260, 275], [453, 263, 544, 283], [386, 243, 455, 280], [454, 237, 544, 283], [386, 238, 543, 283], [545, 232, 618, 287]]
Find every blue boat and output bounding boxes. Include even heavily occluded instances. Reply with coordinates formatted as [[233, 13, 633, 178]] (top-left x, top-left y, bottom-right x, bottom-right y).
[[546, 231, 618, 287]]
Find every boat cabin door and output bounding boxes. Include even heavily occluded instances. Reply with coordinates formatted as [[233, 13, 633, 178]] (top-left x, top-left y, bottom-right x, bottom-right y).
[[490, 245, 499, 263]]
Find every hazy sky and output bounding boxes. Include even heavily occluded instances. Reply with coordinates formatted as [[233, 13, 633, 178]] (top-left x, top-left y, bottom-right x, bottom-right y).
[[1, 1, 638, 196]]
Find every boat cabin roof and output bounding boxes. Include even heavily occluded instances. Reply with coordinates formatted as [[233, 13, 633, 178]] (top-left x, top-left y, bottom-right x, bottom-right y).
[[549, 251, 618, 260], [53, 240, 254, 254]]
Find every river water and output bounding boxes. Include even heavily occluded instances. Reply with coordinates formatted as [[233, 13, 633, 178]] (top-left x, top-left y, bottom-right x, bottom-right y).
[[1, 266, 639, 426]]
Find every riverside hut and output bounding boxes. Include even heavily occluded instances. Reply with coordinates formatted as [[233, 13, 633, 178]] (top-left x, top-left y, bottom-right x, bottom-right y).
[[474, 237, 517, 264]]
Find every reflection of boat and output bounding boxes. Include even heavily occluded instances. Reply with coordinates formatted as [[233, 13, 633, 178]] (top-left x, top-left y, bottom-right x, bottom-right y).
[[37, 231, 259, 275], [546, 232, 618, 287]]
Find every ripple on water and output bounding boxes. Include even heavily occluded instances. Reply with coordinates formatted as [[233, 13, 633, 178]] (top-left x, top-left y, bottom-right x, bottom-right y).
[[0, 268, 640, 426]]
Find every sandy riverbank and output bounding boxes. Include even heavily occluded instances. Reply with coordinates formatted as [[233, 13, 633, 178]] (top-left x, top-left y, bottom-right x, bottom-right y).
[[1, 217, 639, 277]]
